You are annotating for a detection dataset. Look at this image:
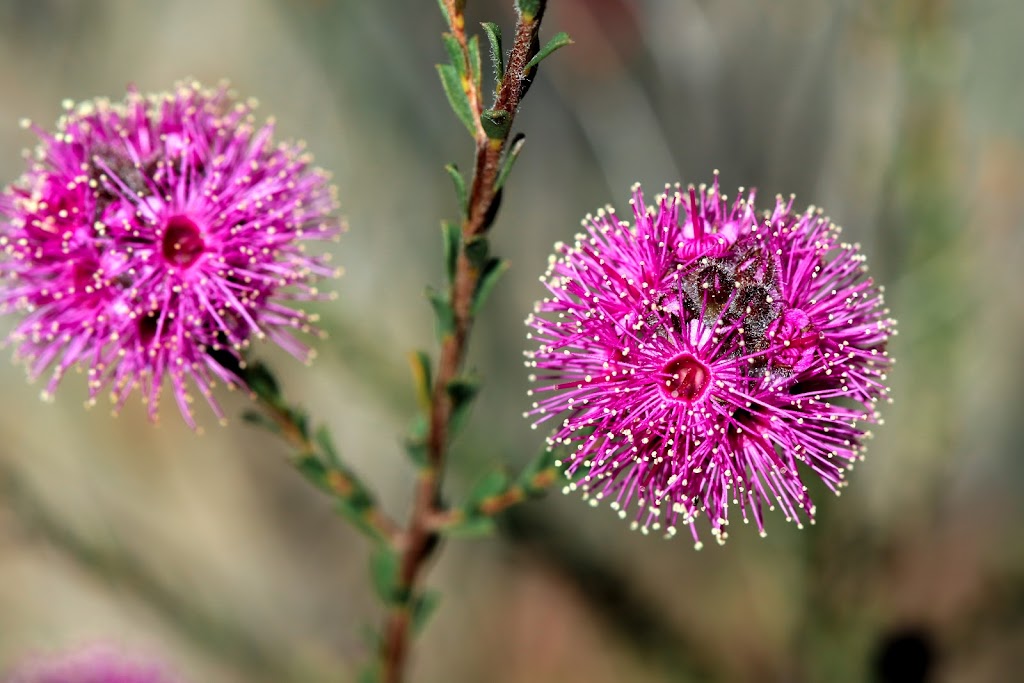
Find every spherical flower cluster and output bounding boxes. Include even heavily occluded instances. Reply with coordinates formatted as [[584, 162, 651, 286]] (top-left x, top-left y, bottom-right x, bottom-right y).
[[525, 176, 895, 546], [0, 81, 341, 428], [6, 645, 180, 683]]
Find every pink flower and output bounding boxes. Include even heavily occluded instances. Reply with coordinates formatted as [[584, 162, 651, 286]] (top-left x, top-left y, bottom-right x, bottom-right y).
[[6, 645, 179, 683], [526, 176, 895, 546], [0, 81, 341, 427]]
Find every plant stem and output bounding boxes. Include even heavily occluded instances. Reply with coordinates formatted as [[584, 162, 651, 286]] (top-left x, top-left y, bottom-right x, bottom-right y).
[[379, 3, 545, 681]]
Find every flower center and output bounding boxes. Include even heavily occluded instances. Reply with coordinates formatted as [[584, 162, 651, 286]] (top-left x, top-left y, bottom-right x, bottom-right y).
[[161, 215, 205, 268], [659, 353, 711, 402]]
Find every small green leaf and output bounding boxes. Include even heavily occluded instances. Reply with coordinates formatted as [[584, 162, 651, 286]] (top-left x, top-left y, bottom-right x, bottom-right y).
[[426, 286, 455, 339], [518, 446, 557, 483], [471, 258, 510, 317], [494, 133, 525, 192], [315, 426, 342, 469], [446, 375, 480, 437], [516, 0, 544, 21], [481, 22, 504, 89], [412, 590, 442, 633], [404, 413, 429, 468], [436, 0, 451, 25], [480, 108, 511, 140], [409, 350, 433, 411], [464, 235, 490, 270], [469, 469, 509, 503], [245, 362, 282, 407], [444, 514, 498, 538], [524, 31, 573, 72], [241, 410, 281, 435], [444, 165, 467, 217], [436, 64, 476, 137], [441, 220, 461, 284], [370, 547, 401, 604], [468, 35, 482, 92], [441, 33, 463, 75], [295, 453, 329, 489]]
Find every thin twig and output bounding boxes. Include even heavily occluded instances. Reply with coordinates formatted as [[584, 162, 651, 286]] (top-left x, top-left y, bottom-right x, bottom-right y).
[[255, 390, 402, 544], [379, 3, 546, 681]]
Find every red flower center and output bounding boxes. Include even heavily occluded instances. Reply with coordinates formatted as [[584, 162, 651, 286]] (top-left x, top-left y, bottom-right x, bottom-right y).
[[161, 215, 205, 268], [659, 353, 711, 402]]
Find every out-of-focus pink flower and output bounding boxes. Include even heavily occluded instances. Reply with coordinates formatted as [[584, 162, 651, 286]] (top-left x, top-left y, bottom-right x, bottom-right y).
[[0, 80, 341, 427]]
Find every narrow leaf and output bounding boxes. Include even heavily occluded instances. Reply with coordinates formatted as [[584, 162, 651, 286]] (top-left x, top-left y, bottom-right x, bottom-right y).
[[241, 410, 281, 435], [436, 0, 451, 26], [464, 235, 490, 270], [516, 0, 543, 20], [436, 64, 476, 137], [408, 350, 433, 411], [494, 133, 525, 192], [404, 413, 429, 468], [315, 425, 343, 469], [426, 286, 455, 339], [444, 514, 497, 538], [481, 22, 504, 88], [468, 35, 482, 92], [444, 165, 467, 217], [471, 258, 510, 317], [244, 362, 282, 407], [295, 453, 329, 489], [441, 33, 463, 75], [480, 108, 511, 140], [469, 470, 510, 503], [447, 375, 481, 437], [524, 31, 573, 72], [442, 220, 461, 283], [370, 547, 401, 604], [412, 590, 442, 633]]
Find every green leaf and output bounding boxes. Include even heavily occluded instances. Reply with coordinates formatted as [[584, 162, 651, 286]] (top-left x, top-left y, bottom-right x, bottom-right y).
[[481, 22, 504, 88], [471, 258, 510, 317], [245, 362, 282, 407], [294, 453, 329, 489], [241, 410, 281, 435], [370, 547, 401, 604], [464, 235, 490, 270], [469, 469, 509, 503], [516, 0, 544, 21], [436, 0, 451, 26], [412, 590, 442, 633], [408, 350, 433, 411], [426, 286, 455, 339], [441, 33, 463, 75], [436, 64, 476, 137], [446, 375, 481, 436], [468, 35, 482, 93], [444, 514, 498, 538], [315, 426, 342, 469], [518, 447, 557, 483], [480, 108, 511, 140], [494, 133, 525, 192], [404, 413, 429, 468], [441, 220, 461, 284], [524, 31, 573, 72], [444, 165, 467, 217], [334, 498, 379, 539]]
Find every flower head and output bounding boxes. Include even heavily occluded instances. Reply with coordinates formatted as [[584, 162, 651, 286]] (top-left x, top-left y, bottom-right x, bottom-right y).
[[0, 81, 341, 427], [6, 645, 179, 683], [526, 176, 895, 546]]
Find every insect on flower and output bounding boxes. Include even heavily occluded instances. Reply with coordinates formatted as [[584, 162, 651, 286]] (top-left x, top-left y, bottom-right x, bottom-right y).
[[525, 175, 895, 546]]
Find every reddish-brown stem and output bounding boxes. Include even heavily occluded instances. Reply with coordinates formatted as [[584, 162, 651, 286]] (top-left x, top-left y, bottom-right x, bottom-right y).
[[378, 4, 544, 682]]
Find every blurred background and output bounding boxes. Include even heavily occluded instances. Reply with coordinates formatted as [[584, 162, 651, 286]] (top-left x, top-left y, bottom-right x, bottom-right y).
[[1, 0, 1022, 681]]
